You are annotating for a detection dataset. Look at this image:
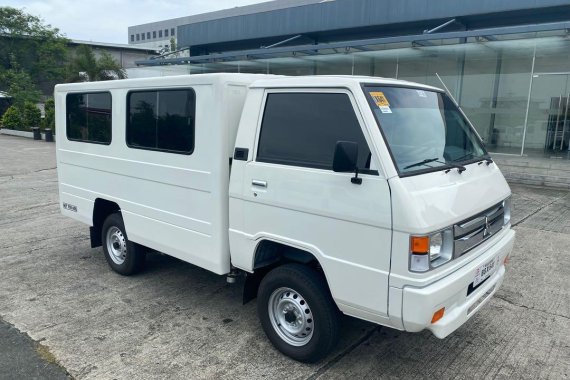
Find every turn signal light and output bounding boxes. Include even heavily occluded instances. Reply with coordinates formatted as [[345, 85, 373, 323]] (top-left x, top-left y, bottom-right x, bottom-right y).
[[431, 307, 445, 324], [411, 236, 429, 254]]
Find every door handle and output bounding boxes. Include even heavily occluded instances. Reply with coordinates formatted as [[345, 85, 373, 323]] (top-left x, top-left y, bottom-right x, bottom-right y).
[[252, 180, 267, 188]]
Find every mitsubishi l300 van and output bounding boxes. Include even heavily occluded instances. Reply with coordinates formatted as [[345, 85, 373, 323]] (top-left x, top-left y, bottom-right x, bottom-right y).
[[55, 74, 515, 362]]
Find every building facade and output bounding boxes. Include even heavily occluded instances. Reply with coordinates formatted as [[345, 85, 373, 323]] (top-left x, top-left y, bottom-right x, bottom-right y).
[[127, 1, 322, 51], [133, 0, 570, 161]]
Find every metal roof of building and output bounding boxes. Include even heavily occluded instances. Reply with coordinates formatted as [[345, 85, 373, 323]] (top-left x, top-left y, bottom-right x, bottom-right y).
[[177, 0, 570, 52], [132, 0, 570, 67], [69, 39, 158, 53]]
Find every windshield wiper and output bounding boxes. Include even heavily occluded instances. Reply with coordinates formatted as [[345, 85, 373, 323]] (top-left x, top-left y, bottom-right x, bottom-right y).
[[404, 157, 466, 173], [443, 161, 467, 173], [477, 157, 494, 166], [452, 152, 475, 163], [404, 158, 439, 170], [453, 152, 492, 166]]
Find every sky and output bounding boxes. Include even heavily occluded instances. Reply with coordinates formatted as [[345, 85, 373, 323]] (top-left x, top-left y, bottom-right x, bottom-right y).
[[3, 0, 267, 44]]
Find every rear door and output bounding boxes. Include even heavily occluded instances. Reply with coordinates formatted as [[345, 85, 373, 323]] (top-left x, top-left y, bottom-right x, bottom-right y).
[[240, 88, 393, 318]]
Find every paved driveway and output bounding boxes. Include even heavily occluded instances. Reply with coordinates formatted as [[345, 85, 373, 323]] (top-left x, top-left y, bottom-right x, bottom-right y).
[[0, 135, 568, 379]]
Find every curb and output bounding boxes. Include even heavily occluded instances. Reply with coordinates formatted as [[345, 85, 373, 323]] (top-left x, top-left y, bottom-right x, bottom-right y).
[[0, 128, 55, 141]]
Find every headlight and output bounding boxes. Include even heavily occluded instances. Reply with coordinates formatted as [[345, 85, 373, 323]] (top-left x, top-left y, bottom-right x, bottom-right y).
[[503, 197, 512, 225], [409, 229, 454, 272]]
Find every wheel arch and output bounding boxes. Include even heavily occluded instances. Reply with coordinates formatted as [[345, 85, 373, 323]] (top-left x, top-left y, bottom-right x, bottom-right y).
[[243, 239, 331, 304], [90, 198, 121, 248], [253, 239, 320, 270]]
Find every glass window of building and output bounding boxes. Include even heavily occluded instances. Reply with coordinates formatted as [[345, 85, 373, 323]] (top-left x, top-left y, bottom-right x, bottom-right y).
[[136, 34, 140, 41], [159, 30, 162, 38], [165, 29, 169, 37], [130, 35, 134, 42], [153, 31, 156, 39], [171, 28, 175, 36], [127, 89, 196, 154], [141, 33, 145, 40], [147, 32, 151, 39]]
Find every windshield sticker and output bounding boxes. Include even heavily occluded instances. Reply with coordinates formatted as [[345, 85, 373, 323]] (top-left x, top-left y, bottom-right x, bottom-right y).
[[370, 91, 390, 108], [379, 106, 392, 114], [416, 90, 427, 97]]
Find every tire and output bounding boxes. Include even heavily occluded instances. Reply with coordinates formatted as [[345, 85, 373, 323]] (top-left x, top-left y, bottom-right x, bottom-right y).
[[257, 263, 341, 363], [101, 212, 145, 276]]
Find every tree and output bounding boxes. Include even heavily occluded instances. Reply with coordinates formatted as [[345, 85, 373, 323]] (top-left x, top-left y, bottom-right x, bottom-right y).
[[22, 101, 41, 130], [0, 7, 68, 87], [66, 45, 127, 82], [0, 60, 41, 109], [1, 105, 21, 130]]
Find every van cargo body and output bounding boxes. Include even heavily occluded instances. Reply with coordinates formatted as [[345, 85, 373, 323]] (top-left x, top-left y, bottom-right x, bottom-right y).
[[55, 73, 515, 362]]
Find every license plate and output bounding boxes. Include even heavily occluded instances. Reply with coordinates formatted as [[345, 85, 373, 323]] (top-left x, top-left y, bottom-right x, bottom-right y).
[[473, 256, 500, 287]]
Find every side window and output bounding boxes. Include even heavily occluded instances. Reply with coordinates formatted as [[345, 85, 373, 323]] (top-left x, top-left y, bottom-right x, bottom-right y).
[[66, 92, 112, 144], [257, 92, 372, 170], [127, 89, 195, 154]]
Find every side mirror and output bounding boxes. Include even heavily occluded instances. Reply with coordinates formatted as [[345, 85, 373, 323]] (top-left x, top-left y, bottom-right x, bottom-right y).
[[333, 141, 358, 172], [333, 141, 362, 184]]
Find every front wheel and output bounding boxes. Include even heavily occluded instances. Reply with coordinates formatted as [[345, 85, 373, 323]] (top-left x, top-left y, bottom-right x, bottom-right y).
[[257, 264, 341, 363], [101, 213, 145, 276]]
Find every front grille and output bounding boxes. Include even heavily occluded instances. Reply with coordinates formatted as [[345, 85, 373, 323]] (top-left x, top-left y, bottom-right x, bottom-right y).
[[454, 202, 505, 257]]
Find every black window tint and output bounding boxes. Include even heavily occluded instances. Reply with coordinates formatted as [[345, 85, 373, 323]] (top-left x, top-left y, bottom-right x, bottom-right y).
[[66, 92, 112, 144], [257, 93, 371, 170], [127, 89, 195, 154]]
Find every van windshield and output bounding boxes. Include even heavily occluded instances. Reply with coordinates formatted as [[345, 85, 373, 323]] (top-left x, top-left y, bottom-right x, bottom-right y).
[[363, 86, 488, 176]]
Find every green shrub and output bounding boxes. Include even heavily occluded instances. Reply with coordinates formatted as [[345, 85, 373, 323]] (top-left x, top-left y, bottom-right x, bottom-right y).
[[43, 98, 55, 132], [22, 102, 41, 131], [1, 105, 22, 130]]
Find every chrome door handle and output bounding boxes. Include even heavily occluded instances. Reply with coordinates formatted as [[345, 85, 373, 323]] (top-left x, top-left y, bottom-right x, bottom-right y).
[[252, 180, 267, 188]]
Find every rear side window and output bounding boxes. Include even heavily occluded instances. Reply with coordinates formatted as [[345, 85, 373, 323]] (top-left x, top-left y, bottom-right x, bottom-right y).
[[257, 92, 371, 170], [66, 92, 112, 144], [127, 89, 195, 154]]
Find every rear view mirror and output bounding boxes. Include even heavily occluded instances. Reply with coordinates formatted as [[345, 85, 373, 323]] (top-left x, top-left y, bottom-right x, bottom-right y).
[[333, 141, 362, 185], [333, 141, 358, 173]]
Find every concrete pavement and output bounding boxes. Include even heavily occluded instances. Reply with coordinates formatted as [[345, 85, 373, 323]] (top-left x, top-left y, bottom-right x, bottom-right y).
[[0, 134, 568, 379]]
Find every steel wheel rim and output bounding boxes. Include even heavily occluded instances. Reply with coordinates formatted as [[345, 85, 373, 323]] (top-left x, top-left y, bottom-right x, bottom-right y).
[[268, 287, 314, 346], [106, 226, 127, 265]]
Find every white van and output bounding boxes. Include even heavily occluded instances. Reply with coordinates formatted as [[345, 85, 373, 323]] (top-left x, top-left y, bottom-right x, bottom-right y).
[[55, 73, 515, 362]]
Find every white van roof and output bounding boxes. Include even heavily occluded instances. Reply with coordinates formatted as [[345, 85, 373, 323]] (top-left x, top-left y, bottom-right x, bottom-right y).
[[54, 73, 443, 93], [249, 75, 443, 92], [54, 73, 274, 93]]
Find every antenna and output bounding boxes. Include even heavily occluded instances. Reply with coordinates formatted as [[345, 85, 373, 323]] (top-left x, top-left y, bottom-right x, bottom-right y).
[[436, 73, 486, 143], [435, 73, 459, 107]]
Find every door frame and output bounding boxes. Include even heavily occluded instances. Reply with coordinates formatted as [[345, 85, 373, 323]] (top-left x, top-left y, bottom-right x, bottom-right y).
[[522, 71, 570, 156]]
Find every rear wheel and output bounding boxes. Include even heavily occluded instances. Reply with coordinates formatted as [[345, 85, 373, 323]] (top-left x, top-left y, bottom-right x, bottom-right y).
[[101, 213, 145, 275], [257, 264, 341, 363]]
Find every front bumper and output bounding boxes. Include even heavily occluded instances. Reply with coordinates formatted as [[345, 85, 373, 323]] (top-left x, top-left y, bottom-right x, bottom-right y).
[[401, 227, 515, 338]]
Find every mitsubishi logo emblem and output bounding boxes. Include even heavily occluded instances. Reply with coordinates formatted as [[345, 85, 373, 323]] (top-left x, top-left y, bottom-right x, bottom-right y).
[[483, 216, 491, 237]]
